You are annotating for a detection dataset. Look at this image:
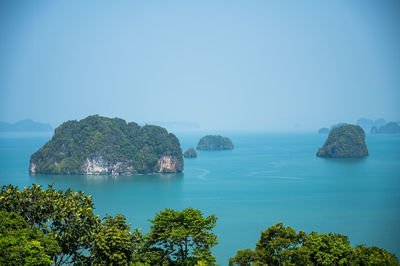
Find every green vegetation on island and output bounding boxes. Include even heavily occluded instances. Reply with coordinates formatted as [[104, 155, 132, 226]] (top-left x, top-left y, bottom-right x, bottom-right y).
[[229, 222, 399, 266], [1, 184, 398, 265], [317, 124, 368, 158], [196, 135, 234, 150], [183, 147, 197, 158], [29, 115, 183, 175]]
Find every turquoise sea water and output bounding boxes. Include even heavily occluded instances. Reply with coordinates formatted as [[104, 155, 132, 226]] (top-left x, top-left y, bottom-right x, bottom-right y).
[[0, 132, 399, 264]]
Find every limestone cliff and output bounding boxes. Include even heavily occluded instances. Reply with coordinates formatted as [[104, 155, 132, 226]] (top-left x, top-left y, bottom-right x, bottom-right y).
[[157, 156, 183, 173], [81, 156, 135, 175]]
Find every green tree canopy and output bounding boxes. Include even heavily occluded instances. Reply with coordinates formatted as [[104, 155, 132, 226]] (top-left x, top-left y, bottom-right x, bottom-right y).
[[352, 245, 400, 266], [0, 184, 99, 265], [230, 223, 399, 266], [255, 222, 306, 265], [148, 207, 218, 265], [86, 214, 143, 265], [0, 211, 60, 266], [299, 232, 353, 265], [228, 249, 257, 266]]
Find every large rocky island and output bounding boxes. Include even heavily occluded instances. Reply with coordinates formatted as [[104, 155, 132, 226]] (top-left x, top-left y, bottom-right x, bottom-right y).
[[30, 115, 183, 175], [316, 124, 368, 158], [196, 135, 234, 150]]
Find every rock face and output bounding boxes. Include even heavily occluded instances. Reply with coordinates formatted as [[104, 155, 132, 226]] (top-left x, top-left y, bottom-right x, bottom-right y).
[[316, 125, 368, 158], [183, 147, 197, 158], [157, 156, 181, 173], [196, 135, 234, 150], [370, 126, 378, 134], [318, 128, 329, 134], [29, 115, 183, 175], [81, 156, 135, 175]]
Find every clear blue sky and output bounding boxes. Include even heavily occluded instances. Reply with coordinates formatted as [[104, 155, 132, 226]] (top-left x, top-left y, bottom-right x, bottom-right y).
[[1, 0, 399, 131]]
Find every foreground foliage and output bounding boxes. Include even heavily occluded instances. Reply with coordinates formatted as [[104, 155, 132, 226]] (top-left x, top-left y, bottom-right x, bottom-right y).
[[148, 208, 218, 265], [1, 184, 397, 265], [0, 184, 99, 265], [229, 222, 399, 266], [0, 211, 60, 265], [0, 184, 218, 265]]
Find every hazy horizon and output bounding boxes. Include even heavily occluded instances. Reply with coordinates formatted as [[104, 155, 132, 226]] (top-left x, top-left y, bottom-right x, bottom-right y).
[[1, 0, 399, 131]]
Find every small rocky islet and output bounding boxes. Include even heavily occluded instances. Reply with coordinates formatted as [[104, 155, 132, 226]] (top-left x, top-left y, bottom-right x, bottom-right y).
[[317, 124, 368, 158], [29, 115, 183, 175], [183, 147, 197, 158]]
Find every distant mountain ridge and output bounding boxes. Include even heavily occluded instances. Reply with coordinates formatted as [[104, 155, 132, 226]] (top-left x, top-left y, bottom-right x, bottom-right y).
[[0, 119, 53, 132]]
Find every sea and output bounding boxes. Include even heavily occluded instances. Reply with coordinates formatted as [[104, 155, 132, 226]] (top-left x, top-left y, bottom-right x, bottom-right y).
[[0, 131, 399, 264]]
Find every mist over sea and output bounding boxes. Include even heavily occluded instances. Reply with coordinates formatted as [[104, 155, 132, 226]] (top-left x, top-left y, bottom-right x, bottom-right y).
[[1, 132, 399, 264]]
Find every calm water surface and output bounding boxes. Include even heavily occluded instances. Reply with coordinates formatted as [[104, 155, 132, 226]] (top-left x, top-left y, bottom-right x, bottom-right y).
[[1, 132, 399, 264]]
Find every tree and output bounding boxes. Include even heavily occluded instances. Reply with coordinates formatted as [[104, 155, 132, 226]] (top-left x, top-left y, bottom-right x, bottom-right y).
[[352, 245, 399, 266], [229, 223, 399, 266], [148, 207, 218, 265], [255, 222, 305, 265], [88, 214, 143, 265], [0, 211, 60, 265], [299, 232, 353, 265], [229, 249, 258, 266], [0, 184, 99, 265]]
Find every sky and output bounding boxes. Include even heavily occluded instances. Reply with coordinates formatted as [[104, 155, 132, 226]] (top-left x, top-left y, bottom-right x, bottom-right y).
[[0, 0, 399, 131]]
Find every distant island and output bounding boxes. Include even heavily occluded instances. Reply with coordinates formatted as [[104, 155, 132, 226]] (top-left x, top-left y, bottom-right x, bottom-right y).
[[0, 119, 52, 132], [370, 126, 378, 134], [318, 127, 329, 134], [357, 118, 386, 132], [196, 135, 234, 150], [374, 122, 400, 134], [29, 115, 183, 175], [183, 147, 197, 158], [317, 124, 368, 158]]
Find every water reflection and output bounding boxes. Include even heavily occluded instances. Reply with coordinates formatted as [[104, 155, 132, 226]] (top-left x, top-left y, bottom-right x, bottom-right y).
[[318, 157, 368, 165]]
